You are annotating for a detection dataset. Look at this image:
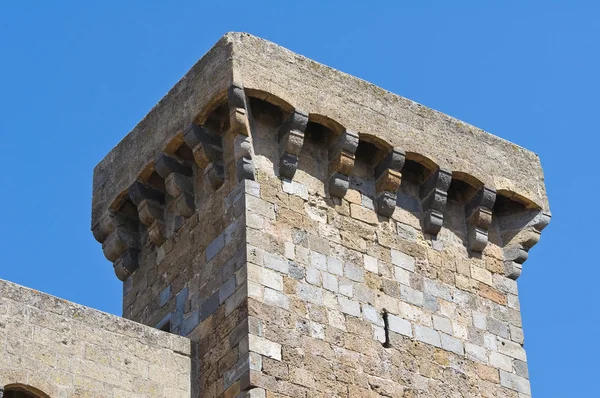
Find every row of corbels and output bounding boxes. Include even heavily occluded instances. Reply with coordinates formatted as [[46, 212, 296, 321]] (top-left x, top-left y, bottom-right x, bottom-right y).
[[94, 83, 550, 280], [274, 102, 503, 253], [93, 83, 259, 280]]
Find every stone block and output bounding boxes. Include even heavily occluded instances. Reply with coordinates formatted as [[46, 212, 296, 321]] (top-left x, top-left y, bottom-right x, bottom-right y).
[[264, 288, 290, 310], [322, 272, 339, 293], [264, 253, 289, 274], [310, 251, 327, 271], [206, 232, 225, 262], [362, 305, 384, 326], [414, 325, 442, 348], [465, 343, 489, 364], [297, 283, 323, 305], [344, 262, 364, 282], [338, 296, 361, 317], [432, 315, 453, 335], [327, 256, 343, 276], [363, 255, 378, 273], [440, 333, 464, 355], [387, 314, 413, 337], [500, 370, 531, 395], [159, 285, 171, 307], [249, 335, 282, 361], [401, 285, 424, 307], [391, 250, 415, 271], [489, 352, 513, 372], [497, 338, 527, 361]]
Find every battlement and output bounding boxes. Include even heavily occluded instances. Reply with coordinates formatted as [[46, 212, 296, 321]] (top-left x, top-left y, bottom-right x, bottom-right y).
[[92, 32, 550, 281]]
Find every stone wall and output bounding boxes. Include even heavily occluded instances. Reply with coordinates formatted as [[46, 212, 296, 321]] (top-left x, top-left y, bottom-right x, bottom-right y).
[[238, 105, 534, 397], [0, 279, 191, 398]]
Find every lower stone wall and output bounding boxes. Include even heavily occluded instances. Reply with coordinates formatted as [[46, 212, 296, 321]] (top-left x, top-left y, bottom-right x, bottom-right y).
[[241, 172, 531, 398], [0, 279, 192, 398]]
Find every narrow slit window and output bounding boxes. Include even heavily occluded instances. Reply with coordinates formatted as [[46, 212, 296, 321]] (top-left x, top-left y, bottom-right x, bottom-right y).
[[382, 309, 391, 348]]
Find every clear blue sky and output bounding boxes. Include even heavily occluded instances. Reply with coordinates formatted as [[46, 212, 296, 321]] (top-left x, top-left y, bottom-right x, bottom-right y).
[[0, 2, 594, 396]]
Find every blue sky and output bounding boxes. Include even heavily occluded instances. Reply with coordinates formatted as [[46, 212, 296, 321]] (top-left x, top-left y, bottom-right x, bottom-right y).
[[0, 2, 595, 396]]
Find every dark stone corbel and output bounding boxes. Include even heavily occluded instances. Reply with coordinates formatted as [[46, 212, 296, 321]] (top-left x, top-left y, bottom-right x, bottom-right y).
[[92, 211, 141, 281], [465, 186, 496, 252], [278, 109, 309, 179], [113, 248, 140, 281], [419, 168, 452, 235], [155, 153, 195, 218], [183, 123, 225, 189], [128, 181, 167, 246], [228, 84, 255, 182], [228, 84, 250, 137], [374, 148, 405, 217], [503, 211, 551, 279], [328, 130, 359, 198]]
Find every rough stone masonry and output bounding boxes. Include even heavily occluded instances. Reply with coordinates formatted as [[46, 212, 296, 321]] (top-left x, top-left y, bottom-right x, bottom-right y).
[[1, 32, 551, 398]]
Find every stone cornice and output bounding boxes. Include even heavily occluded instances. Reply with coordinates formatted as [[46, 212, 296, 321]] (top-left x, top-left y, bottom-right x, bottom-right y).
[[92, 33, 551, 280]]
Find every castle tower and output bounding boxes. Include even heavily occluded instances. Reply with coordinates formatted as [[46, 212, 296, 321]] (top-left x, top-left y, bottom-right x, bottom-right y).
[[92, 33, 550, 398]]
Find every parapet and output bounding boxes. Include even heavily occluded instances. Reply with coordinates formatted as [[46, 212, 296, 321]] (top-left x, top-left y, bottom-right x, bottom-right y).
[[92, 32, 550, 281], [0, 278, 191, 396]]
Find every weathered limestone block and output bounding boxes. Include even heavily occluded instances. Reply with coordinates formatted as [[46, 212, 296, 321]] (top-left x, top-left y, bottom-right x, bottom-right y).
[[374, 148, 406, 217], [465, 186, 496, 252], [328, 130, 359, 198], [419, 167, 452, 235], [278, 109, 309, 179]]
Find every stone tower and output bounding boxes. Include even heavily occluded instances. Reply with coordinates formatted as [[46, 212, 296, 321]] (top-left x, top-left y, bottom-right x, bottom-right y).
[[91, 32, 551, 397]]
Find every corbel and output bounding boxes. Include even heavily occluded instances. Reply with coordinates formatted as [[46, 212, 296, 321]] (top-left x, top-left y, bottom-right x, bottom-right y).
[[228, 83, 250, 137], [503, 211, 551, 280], [278, 109, 309, 179], [374, 148, 405, 217], [465, 186, 496, 252], [155, 153, 195, 218], [183, 123, 225, 189], [128, 181, 167, 247], [419, 168, 452, 235], [92, 211, 141, 281], [328, 130, 359, 198], [228, 84, 255, 182]]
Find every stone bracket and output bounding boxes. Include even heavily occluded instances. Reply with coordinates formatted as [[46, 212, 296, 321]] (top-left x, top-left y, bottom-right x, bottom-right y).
[[228, 84, 256, 182], [228, 84, 250, 137], [128, 181, 167, 247], [92, 211, 141, 281], [278, 109, 309, 179], [328, 130, 359, 198], [155, 153, 195, 218], [465, 186, 496, 252], [502, 211, 551, 279], [184, 123, 225, 189], [113, 248, 140, 282], [419, 168, 452, 235], [374, 148, 406, 217]]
